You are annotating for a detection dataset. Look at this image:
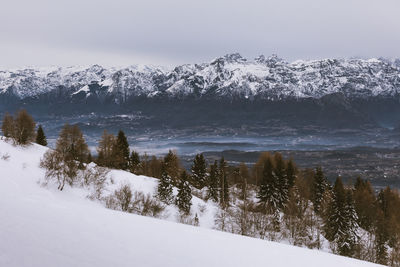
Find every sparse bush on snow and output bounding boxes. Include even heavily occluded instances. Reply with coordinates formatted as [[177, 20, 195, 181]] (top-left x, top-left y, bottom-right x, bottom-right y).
[[1, 153, 10, 161], [82, 165, 109, 200], [114, 184, 133, 212], [106, 185, 166, 218]]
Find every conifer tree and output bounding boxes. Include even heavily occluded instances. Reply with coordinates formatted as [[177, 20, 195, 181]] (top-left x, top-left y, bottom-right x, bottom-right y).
[[35, 125, 47, 146], [274, 152, 289, 209], [163, 150, 180, 180], [375, 211, 388, 265], [375, 189, 390, 265], [324, 177, 358, 256], [312, 167, 327, 213], [157, 164, 174, 204], [324, 177, 346, 242], [113, 130, 130, 169], [129, 150, 141, 174], [353, 177, 376, 231], [257, 156, 280, 213], [338, 191, 359, 256], [176, 171, 192, 215], [219, 157, 229, 207], [191, 153, 207, 188], [286, 158, 296, 189], [207, 160, 219, 202]]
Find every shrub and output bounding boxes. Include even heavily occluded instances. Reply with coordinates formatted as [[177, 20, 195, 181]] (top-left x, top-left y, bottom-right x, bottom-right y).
[[114, 184, 133, 212]]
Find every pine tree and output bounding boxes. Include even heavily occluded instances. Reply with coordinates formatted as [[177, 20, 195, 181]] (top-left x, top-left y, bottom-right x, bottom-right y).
[[338, 191, 359, 256], [324, 177, 346, 242], [176, 171, 192, 215], [113, 130, 130, 169], [219, 157, 229, 207], [35, 125, 47, 146], [163, 150, 180, 180], [313, 167, 327, 213], [286, 158, 296, 189], [157, 164, 174, 204], [375, 189, 389, 265], [129, 150, 141, 174], [324, 177, 358, 256], [274, 152, 289, 209], [207, 160, 219, 202], [257, 156, 280, 213], [353, 177, 376, 231], [375, 211, 388, 265], [191, 153, 207, 188]]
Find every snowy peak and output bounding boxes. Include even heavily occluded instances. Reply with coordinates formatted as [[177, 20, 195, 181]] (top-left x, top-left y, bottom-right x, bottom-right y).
[[211, 53, 247, 65], [1, 55, 400, 101], [254, 54, 285, 67]]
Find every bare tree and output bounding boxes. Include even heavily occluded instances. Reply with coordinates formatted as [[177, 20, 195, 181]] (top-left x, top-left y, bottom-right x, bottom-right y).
[[96, 130, 116, 167], [40, 149, 78, 190], [1, 112, 14, 139], [40, 123, 88, 190], [82, 166, 109, 200], [56, 124, 89, 166], [14, 109, 36, 145]]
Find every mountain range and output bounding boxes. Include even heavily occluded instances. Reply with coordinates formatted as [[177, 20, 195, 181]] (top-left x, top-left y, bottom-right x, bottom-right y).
[[1, 53, 400, 129]]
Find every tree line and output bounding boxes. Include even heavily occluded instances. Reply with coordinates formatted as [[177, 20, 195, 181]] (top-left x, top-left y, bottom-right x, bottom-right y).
[[2, 110, 400, 266], [1, 110, 47, 146]]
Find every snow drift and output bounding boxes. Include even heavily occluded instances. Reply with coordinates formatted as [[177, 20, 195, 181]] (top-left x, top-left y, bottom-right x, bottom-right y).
[[0, 139, 382, 267]]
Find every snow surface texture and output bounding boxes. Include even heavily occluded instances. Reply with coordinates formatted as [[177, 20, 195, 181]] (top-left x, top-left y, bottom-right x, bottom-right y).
[[0, 139, 382, 267], [1, 54, 400, 100]]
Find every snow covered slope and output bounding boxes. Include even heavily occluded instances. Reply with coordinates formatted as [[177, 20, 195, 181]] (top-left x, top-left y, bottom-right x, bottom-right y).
[[0, 140, 382, 267], [1, 54, 400, 101]]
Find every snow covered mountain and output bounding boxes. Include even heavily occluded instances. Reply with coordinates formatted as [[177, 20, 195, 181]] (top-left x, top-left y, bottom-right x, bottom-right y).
[[1, 54, 400, 102], [0, 139, 382, 267], [2, 54, 400, 130]]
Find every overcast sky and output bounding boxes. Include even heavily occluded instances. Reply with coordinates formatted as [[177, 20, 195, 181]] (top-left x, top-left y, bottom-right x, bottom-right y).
[[1, 0, 399, 68]]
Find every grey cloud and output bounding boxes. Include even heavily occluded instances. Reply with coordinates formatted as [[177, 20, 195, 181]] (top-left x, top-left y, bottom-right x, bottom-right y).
[[0, 0, 399, 67]]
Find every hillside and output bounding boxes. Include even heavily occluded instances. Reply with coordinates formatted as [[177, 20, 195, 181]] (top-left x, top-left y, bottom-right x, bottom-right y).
[[0, 139, 382, 267]]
